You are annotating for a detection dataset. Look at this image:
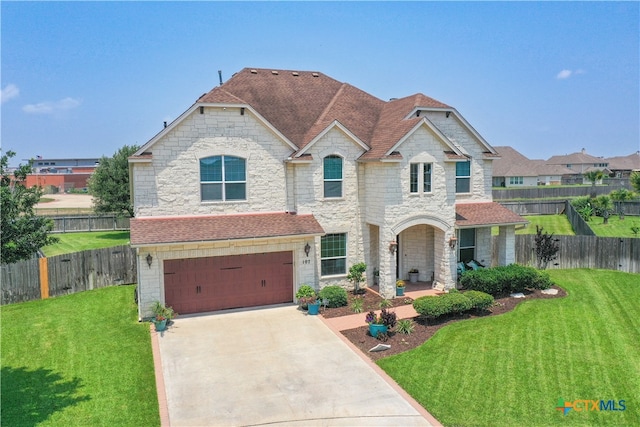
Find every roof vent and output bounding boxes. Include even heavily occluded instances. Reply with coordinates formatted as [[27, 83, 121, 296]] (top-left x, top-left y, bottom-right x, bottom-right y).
[[312, 72, 319, 77], [292, 72, 299, 76], [250, 69, 257, 74], [272, 70, 279, 75]]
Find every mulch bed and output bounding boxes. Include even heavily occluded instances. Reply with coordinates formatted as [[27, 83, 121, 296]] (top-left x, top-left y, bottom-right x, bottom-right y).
[[320, 289, 413, 319], [328, 286, 567, 361]]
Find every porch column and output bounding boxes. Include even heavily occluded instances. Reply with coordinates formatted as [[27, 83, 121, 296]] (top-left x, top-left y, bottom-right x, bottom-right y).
[[434, 228, 456, 290], [497, 225, 515, 265], [379, 232, 396, 299]]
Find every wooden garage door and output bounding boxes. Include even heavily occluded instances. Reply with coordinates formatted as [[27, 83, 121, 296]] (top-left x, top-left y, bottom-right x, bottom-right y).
[[163, 251, 293, 314]]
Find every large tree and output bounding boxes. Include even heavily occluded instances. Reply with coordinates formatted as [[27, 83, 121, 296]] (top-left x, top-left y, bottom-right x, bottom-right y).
[[1, 151, 58, 264], [88, 145, 139, 217]]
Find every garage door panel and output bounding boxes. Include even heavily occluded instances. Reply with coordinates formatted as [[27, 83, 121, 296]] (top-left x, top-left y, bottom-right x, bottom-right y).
[[164, 251, 293, 314]]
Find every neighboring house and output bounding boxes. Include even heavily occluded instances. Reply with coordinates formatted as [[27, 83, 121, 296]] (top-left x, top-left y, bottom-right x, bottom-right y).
[[129, 67, 526, 318], [23, 157, 100, 193], [546, 148, 609, 184], [492, 146, 573, 187], [606, 151, 640, 179]]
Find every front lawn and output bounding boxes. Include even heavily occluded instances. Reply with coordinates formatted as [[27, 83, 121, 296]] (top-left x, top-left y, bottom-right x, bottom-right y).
[[378, 269, 640, 426], [0, 285, 159, 427], [587, 215, 640, 238], [42, 231, 131, 256]]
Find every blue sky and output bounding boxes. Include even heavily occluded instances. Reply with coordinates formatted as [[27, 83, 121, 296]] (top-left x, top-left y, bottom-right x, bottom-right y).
[[2, 1, 638, 166]]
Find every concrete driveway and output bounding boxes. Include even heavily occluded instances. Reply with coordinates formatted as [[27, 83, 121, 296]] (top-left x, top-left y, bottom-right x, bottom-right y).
[[153, 304, 437, 426]]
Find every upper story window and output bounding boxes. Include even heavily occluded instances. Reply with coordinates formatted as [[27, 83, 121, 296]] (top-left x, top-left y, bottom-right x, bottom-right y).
[[323, 155, 343, 198], [200, 155, 246, 201], [410, 163, 432, 194], [455, 161, 471, 193]]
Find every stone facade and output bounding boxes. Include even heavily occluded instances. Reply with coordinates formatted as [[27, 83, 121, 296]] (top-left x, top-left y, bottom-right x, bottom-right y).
[[130, 72, 521, 318]]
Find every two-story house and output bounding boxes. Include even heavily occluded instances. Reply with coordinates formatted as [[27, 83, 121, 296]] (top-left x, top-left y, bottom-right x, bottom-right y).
[[129, 68, 526, 319]]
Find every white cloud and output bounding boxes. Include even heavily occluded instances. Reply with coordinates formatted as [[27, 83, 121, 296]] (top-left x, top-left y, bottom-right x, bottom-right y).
[[22, 97, 82, 114], [1, 84, 20, 103], [556, 69, 586, 80]]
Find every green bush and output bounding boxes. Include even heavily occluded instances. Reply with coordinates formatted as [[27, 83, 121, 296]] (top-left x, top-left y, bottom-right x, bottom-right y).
[[413, 292, 472, 318], [445, 292, 473, 314], [463, 290, 494, 310], [460, 264, 552, 296], [318, 286, 348, 308], [295, 284, 316, 300]]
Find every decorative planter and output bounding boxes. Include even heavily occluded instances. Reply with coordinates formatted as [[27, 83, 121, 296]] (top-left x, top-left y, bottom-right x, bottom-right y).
[[368, 323, 388, 338], [153, 319, 167, 332], [307, 302, 320, 315], [396, 286, 405, 296], [408, 272, 419, 283]]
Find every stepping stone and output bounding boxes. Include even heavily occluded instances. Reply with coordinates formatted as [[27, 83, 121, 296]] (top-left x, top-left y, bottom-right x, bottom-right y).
[[510, 292, 526, 298], [369, 344, 391, 352], [541, 288, 558, 295]]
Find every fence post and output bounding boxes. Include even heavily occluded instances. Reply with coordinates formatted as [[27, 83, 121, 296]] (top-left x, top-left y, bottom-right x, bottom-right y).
[[39, 257, 49, 299]]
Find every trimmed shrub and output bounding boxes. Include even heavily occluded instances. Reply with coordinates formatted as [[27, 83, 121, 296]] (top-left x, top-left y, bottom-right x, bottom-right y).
[[295, 284, 316, 300], [463, 290, 494, 310], [318, 286, 348, 308], [413, 292, 472, 318], [460, 264, 552, 296], [445, 292, 473, 314]]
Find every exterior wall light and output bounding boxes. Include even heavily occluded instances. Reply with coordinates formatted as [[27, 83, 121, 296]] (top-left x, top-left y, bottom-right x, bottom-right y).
[[448, 236, 458, 249], [304, 243, 311, 257], [389, 241, 398, 254], [146, 253, 153, 268]]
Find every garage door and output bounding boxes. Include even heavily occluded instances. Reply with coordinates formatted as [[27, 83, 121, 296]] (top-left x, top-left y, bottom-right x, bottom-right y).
[[163, 251, 293, 314]]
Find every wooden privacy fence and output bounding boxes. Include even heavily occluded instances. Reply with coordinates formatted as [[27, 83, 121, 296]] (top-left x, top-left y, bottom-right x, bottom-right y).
[[1, 245, 137, 305], [500, 200, 567, 216], [492, 235, 640, 274], [492, 182, 631, 201], [50, 215, 131, 233], [564, 200, 596, 236]]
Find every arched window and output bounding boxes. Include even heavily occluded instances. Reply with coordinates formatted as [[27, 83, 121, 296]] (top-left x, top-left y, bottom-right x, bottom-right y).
[[200, 155, 246, 201], [323, 155, 343, 198]]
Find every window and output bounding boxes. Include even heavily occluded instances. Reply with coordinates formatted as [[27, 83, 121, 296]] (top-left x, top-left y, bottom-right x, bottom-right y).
[[200, 155, 246, 201], [458, 228, 475, 263], [509, 176, 523, 185], [323, 155, 343, 198], [410, 163, 433, 194], [455, 161, 471, 193], [321, 233, 346, 276]]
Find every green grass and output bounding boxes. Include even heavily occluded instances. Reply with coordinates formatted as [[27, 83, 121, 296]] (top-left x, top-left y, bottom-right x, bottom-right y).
[[42, 231, 131, 256], [493, 214, 575, 236], [378, 269, 640, 426], [0, 285, 159, 427], [587, 215, 640, 238]]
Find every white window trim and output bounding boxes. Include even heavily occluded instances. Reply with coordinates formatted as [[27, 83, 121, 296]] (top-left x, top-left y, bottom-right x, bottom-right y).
[[320, 233, 347, 277], [455, 161, 472, 194], [323, 155, 344, 199], [200, 155, 247, 202], [410, 162, 433, 195]]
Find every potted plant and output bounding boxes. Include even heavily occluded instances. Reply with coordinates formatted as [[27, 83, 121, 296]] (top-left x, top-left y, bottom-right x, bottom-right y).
[[304, 294, 320, 315], [151, 301, 175, 332], [295, 284, 316, 310], [396, 279, 406, 296], [408, 269, 419, 283], [365, 308, 397, 338], [373, 268, 380, 286]]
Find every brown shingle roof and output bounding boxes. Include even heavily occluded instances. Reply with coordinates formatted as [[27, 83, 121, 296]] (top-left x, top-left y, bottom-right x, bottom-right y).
[[455, 202, 528, 228], [130, 212, 324, 246], [196, 68, 456, 159], [606, 152, 640, 171]]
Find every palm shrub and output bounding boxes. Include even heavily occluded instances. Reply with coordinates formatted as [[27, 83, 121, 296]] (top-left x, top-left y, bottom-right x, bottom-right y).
[[396, 319, 415, 334], [318, 285, 348, 308]]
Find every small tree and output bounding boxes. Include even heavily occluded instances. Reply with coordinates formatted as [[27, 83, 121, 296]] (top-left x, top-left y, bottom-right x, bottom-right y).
[[1, 151, 58, 264], [610, 188, 635, 220], [592, 195, 613, 224], [346, 262, 367, 294], [88, 145, 139, 217], [583, 170, 605, 198], [630, 171, 640, 193], [534, 226, 559, 270]]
